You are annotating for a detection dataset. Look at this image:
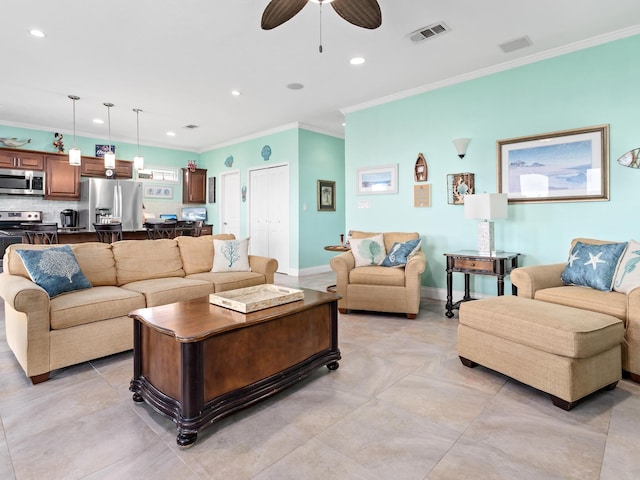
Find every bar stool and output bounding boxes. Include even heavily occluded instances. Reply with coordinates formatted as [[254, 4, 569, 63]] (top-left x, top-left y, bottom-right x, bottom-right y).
[[93, 223, 123, 243], [176, 220, 203, 237], [23, 223, 59, 245], [144, 221, 177, 239]]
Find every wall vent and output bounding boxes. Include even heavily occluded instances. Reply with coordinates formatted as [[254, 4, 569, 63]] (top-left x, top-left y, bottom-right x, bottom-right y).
[[183, 124, 199, 129], [409, 22, 450, 44], [499, 36, 533, 53]]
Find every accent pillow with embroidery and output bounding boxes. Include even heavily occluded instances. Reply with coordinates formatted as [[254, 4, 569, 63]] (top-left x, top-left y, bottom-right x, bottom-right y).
[[613, 239, 640, 294], [212, 238, 251, 272], [16, 245, 93, 298], [350, 234, 386, 267], [381, 239, 422, 267], [560, 241, 627, 292]]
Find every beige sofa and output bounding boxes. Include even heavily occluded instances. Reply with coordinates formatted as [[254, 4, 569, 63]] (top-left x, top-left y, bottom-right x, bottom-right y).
[[0, 235, 278, 383], [330, 231, 426, 318], [511, 237, 640, 383]]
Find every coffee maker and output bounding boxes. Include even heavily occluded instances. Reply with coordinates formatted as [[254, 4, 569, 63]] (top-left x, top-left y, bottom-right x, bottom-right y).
[[60, 209, 79, 227]]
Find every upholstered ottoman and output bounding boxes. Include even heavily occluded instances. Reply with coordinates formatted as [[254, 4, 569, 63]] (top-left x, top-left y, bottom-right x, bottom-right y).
[[457, 296, 624, 410]]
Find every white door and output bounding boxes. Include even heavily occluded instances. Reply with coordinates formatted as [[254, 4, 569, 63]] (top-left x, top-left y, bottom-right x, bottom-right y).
[[220, 171, 240, 237], [249, 165, 290, 273]]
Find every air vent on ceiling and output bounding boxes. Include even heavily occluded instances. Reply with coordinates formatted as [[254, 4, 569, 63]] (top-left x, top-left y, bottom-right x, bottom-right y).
[[499, 35, 533, 53], [409, 22, 450, 44], [183, 124, 199, 129]]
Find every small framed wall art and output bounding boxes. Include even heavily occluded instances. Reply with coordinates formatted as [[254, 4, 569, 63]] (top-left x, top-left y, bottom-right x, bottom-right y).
[[317, 180, 336, 211], [414, 153, 428, 182], [414, 184, 431, 207], [447, 172, 474, 205], [356, 164, 398, 195]]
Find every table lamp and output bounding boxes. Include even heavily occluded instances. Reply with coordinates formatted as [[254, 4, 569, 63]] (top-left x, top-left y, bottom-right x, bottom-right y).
[[464, 193, 508, 255]]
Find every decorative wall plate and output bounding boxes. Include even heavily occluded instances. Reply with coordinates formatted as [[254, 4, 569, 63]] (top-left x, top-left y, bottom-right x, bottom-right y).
[[261, 145, 272, 161]]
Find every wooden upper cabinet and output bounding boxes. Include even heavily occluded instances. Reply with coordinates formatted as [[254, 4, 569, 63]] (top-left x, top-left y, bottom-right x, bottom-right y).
[[0, 149, 45, 170], [182, 168, 207, 204], [81, 157, 133, 179], [45, 155, 80, 200]]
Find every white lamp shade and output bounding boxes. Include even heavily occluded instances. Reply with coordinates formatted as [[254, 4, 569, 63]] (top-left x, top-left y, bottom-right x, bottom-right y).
[[133, 155, 144, 170], [69, 147, 81, 166], [464, 193, 508, 220], [452, 138, 471, 158], [104, 151, 116, 169]]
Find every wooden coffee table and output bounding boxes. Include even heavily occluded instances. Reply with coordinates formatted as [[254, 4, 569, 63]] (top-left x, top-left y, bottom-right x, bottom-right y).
[[128, 288, 341, 447]]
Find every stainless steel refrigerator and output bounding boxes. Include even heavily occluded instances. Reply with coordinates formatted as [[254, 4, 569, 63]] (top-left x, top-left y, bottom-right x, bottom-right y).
[[80, 178, 143, 232]]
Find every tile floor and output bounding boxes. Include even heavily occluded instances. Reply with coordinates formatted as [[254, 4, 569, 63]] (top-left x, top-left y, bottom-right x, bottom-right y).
[[1, 272, 640, 479]]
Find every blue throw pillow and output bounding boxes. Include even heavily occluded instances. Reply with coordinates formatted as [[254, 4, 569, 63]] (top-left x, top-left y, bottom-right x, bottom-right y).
[[381, 239, 422, 268], [561, 241, 627, 291], [17, 245, 93, 298]]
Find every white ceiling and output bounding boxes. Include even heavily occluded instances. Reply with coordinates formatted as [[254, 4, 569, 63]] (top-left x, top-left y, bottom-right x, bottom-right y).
[[1, 1, 639, 153]]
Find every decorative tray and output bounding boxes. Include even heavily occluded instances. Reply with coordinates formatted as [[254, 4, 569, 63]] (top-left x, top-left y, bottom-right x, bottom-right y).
[[209, 285, 304, 313]]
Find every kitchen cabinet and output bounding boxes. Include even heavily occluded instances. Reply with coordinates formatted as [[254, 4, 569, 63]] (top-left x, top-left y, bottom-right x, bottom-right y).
[[45, 155, 80, 200], [81, 157, 133, 179], [0, 149, 45, 170], [182, 168, 207, 204]]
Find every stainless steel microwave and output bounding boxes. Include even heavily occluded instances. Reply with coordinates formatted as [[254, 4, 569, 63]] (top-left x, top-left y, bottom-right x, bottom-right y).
[[0, 168, 45, 195]]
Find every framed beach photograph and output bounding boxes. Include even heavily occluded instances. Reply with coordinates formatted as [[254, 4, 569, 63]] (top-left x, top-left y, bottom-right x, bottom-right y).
[[356, 164, 398, 195], [317, 180, 335, 211], [497, 125, 609, 204]]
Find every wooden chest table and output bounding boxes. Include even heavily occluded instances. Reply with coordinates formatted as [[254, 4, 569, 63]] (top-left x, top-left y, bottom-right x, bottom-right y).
[[129, 288, 341, 447]]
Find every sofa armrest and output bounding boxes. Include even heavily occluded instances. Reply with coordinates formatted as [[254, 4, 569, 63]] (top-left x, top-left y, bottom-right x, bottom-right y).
[[0, 273, 50, 312], [248, 255, 278, 284], [405, 251, 427, 276], [510, 263, 565, 299]]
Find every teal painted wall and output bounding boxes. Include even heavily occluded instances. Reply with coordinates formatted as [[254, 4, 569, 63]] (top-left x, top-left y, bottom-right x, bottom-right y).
[[345, 34, 640, 295], [0, 124, 197, 204], [298, 129, 345, 269], [199, 127, 345, 273]]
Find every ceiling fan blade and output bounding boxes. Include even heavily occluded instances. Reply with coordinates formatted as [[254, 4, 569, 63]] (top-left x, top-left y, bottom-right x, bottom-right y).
[[331, 0, 382, 29], [261, 0, 309, 30]]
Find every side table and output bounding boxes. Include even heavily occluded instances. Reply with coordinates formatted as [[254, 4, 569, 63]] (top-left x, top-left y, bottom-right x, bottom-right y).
[[443, 250, 520, 318], [324, 245, 350, 292]]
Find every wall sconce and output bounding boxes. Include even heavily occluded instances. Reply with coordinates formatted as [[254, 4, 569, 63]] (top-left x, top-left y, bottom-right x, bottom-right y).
[[68, 95, 81, 166], [452, 138, 471, 159], [103, 102, 116, 169], [133, 108, 144, 170], [464, 193, 508, 255]]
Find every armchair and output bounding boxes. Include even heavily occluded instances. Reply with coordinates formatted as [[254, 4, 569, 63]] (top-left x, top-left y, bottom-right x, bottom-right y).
[[329, 231, 426, 319]]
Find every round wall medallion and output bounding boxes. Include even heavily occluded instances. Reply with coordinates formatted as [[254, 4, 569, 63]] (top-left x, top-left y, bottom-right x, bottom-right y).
[[261, 145, 272, 161]]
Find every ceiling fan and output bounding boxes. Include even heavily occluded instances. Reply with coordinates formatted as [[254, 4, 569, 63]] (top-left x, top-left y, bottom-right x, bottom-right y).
[[261, 0, 382, 31]]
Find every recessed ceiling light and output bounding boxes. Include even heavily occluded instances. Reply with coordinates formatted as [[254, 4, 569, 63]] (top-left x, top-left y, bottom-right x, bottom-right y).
[[287, 83, 304, 90], [166, 131, 176, 137], [231, 90, 241, 96], [93, 118, 104, 124], [29, 29, 46, 38], [342, 122, 346, 127], [350, 57, 365, 65]]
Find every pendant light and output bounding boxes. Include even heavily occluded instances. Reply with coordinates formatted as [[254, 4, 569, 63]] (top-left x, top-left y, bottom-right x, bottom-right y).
[[132, 108, 144, 170], [103, 102, 116, 169], [68, 95, 81, 166]]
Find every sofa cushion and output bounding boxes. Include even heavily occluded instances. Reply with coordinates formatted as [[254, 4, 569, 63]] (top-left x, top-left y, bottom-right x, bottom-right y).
[[349, 266, 406, 287], [4, 243, 117, 287], [535, 286, 627, 322], [17, 246, 93, 298], [186, 271, 267, 292], [50, 286, 145, 330], [381, 239, 422, 267], [176, 234, 236, 275], [112, 239, 185, 285], [350, 234, 386, 267], [121, 277, 213, 307], [212, 238, 251, 272], [561, 241, 627, 291], [613, 239, 640, 294]]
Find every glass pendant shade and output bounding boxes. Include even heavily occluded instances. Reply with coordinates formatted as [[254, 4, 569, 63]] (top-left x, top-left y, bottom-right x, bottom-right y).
[[133, 155, 144, 170], [68, 95, 81, 165], [69, 147, 81, 166], [104, 151, 116, 169]]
